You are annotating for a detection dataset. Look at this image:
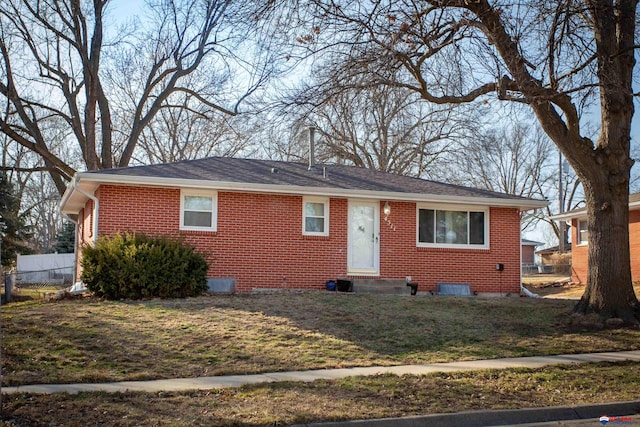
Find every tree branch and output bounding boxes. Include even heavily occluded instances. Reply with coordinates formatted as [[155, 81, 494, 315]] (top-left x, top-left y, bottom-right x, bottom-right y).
[[0, 166, 59, 173], [173, 87, 237, 116]]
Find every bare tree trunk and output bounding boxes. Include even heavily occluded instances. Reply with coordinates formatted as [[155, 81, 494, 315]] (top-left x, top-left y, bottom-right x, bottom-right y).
[[473, 0, 639, 323], [576, 182, 638, 321], [571, 0, 639, 323]]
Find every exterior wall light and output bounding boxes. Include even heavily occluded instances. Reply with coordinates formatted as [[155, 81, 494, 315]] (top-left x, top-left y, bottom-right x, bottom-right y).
[[383, 201, 391, 217]]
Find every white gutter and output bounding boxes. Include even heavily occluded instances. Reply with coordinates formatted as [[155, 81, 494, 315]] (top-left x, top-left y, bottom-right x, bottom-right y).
[[70, 173, 548, 211], [59, 178, 76, 214], [519, 234, 538, 298], [549, 210, 586, 222], [62, 213, 79, 285], [71, 174, 99, 244]]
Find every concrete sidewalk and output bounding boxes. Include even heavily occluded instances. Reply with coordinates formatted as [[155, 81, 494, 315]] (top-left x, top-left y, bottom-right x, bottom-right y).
[[3, 350, 640, 395]]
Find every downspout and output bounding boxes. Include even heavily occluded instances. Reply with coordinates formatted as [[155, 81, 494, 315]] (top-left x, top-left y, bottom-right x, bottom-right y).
[[519, 233, 539, 298], [521, 283, 539, 298], [71, 175, 99, 245], [62, 213, 79, 286]]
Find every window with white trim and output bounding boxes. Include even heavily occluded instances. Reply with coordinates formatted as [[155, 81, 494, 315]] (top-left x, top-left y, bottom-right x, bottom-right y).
[[303, 197, 329, 236], [417, 205, 488, 248], [577, 219, 588, 245], [180, 190, 217, 231]]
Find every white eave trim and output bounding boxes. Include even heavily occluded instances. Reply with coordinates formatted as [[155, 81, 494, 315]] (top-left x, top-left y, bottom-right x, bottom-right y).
[[60, 173, 548, 213], [59, 179, 77, 213], [549, 211, 585, 222], [551, 199, 640, 222]]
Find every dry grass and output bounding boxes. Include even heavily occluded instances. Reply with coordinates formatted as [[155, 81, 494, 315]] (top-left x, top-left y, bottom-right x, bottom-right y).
[[521, 274, 572, 286], [2, 292, 639, 387], [3, 361, 640, 426], [522, 278, 640, 300]]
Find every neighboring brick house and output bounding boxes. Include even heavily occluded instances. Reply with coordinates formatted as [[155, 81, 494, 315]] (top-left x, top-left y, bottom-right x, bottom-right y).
[[521, 239, 544, 274], [521, 239, 543, 265], [552, 193, 640, 284], [60, 157, 546, 294]]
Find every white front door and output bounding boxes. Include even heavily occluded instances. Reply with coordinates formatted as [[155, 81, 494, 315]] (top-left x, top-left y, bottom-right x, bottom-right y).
[[347, 200, 380, 275]]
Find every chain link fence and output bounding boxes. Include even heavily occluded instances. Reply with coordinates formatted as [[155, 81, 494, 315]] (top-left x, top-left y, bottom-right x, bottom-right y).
[[3, 267, 74, 303], [522, 264, 572, 276]]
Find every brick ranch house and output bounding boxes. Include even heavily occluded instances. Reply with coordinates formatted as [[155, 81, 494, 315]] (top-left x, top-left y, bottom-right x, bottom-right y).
[[59, 157, 546, 294], [551, 193, 640, 284]]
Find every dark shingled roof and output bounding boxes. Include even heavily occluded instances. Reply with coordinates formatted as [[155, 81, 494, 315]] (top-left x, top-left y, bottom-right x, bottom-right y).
[[89, 157, 534, 201], [536, 244, 571, 254], [522, 239, 544, 246]]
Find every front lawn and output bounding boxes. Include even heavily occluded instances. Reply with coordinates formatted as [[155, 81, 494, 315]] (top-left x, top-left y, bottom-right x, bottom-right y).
[[2, 292, 638, 386]]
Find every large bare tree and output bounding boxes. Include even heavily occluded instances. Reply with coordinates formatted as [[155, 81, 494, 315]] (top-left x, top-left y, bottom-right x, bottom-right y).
[[0, 0, 272, 195], [297, 0, 639, 322]]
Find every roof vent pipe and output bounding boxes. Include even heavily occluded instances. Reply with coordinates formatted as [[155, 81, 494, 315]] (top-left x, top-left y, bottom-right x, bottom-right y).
[[308, 126, 316, 170]]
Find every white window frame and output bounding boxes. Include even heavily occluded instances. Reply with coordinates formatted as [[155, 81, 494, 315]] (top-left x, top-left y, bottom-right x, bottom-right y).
[[576, 218, 588, 246], [180, 189, 218, 232], [302, 196, 330, 236], [416, 203, 490, 249]]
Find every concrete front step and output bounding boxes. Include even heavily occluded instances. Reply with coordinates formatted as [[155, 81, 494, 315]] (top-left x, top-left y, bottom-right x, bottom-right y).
[[351, 279, 415, 295]]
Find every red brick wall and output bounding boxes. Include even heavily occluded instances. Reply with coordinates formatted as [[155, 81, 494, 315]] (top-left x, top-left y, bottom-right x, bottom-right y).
[[378, 202, 521, 294], [571, 219, 587, 284], [572, 210, 640, 284], [521, 245, 535, 264], [630, 210, 640, 282], [85, 184, 523, 293]]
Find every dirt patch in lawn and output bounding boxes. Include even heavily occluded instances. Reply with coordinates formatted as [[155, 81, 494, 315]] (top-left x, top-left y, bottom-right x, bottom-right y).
[[522, 277, 640, 300], [523, 280, 584, 299]]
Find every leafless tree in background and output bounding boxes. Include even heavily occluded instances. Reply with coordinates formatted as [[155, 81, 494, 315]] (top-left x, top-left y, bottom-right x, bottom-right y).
[[266, 68, 478, 176], [21, 173, 65, 252], [134, 93, 257, 164], [446, 121, 553, 227], [258, 118, 306, 162], [1, 118, 80, 252], [444, 118, 584, 239], [308, 84, 473, 177]]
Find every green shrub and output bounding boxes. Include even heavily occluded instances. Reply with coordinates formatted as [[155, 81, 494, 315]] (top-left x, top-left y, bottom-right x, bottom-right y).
[[81, 233, 208, 300]]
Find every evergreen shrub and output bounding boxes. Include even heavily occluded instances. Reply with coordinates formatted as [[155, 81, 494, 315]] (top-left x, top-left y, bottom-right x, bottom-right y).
[[81, 233, 208, 299]]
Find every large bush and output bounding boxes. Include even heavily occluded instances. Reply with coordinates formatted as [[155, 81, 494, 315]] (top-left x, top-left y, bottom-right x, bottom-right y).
[[81, 233, 208, 300]]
